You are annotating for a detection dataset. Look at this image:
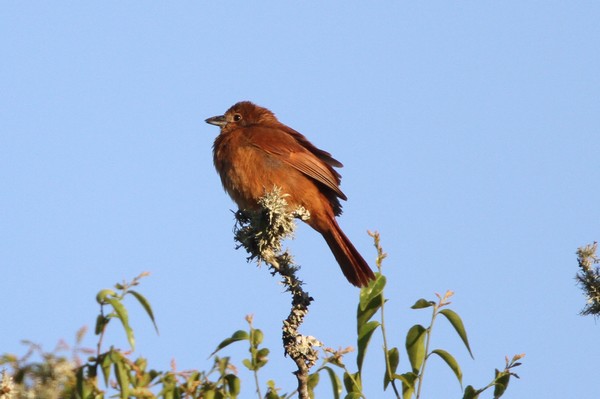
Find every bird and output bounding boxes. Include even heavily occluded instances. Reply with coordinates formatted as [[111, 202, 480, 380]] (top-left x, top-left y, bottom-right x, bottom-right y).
[[205, 101, 375, 287]]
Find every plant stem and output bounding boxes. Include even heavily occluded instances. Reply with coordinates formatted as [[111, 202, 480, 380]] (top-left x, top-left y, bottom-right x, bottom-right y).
[[253, 368, 262, 399], [415, 305, 438, 399], [369, 230, 399, 398], [380, 294, 400, 398]]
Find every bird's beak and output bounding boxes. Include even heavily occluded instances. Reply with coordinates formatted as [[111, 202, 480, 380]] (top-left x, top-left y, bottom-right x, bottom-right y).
[[205, 115, 227, 127]]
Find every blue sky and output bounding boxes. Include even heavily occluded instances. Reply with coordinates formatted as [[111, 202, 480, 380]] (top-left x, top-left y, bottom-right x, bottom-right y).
[[1, 2, 599, 398]]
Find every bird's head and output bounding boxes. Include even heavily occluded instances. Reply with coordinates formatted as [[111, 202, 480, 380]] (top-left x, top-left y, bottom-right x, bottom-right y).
[[205, 101, 277, 131]]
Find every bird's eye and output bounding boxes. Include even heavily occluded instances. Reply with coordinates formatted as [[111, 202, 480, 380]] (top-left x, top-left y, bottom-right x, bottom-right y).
[[233, 114, 242, 122]]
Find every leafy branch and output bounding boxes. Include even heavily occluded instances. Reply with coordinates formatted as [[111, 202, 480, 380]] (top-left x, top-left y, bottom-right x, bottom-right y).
[[1, 229, 525, 398], [94, 271, 158, 354], [575, 242, 600, 317]]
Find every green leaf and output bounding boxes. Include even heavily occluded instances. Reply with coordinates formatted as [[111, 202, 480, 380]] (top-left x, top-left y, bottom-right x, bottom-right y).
[[257, 347, 270, 360], [308, 372, 320, 387], [184, 371, 200, 389], [242, 358, 253, 371], [359, 274, 386, 311], [255, 348, 269, 368], [318, 366, 342, 399], [215, 355, 230, 375], [398, 372, 417, 399], [462, 385, 479, 399], [357, 320, 380, 372], [439, 309, 474, 358], [210, 330, 249, 356], [75, 367, 87, 398], [251, 328, 264, 347], [128, 290, 159, 334], [107, 297, 135, 351], [113, 354, 130, 399], [388, 347, 400, 372], [96, 289, 116, 304], [383, 347, 399, 390], [493, 369, 510, 398], [431, 349, 462, 387], [411, 298, 435, 309], [308, 372, 319, 398], [356, 294, 382, 331], [265, 387, 281, 399], [95, 314, 109, 335], [100, 352, 112, 386], [225, 374, 240, 397], [393, 372, 416, 388], [405, 324, 427, 373], [343, 371, 361, 394]]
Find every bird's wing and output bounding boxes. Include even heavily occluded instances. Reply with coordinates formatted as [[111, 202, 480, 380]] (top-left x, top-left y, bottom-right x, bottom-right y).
[[246, 126, 347, 200]]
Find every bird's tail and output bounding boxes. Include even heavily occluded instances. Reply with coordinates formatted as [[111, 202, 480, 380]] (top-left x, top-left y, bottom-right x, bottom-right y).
[[321, 219, 375, 287]]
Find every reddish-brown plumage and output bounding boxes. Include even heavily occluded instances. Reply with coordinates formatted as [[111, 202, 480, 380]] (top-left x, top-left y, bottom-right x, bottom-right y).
[[206, 101, 375, 287]]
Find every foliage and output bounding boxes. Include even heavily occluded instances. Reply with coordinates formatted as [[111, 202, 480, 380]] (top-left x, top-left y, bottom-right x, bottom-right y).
[[303, 231, 523, 399], [0, 273, 242, 399], [0, 332, 89, 399], [575, 242, 600, 317], [1, 242, 524, 398], [0, 258, 523, 399]]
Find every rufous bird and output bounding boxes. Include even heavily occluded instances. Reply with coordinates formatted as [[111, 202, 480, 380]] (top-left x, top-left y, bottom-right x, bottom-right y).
[[206, 101, 375, 287]]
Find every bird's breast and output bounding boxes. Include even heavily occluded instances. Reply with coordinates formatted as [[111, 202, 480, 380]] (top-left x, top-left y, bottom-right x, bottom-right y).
[[213, 132, 293, 209]]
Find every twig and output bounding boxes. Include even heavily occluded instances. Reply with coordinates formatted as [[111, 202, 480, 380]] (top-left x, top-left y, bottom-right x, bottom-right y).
[[233, 188, 321, 399], [576, 242, 600, 317]]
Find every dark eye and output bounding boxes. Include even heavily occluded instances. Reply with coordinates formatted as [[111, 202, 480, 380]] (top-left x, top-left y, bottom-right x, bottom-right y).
[[233, 113, 242, 122]]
